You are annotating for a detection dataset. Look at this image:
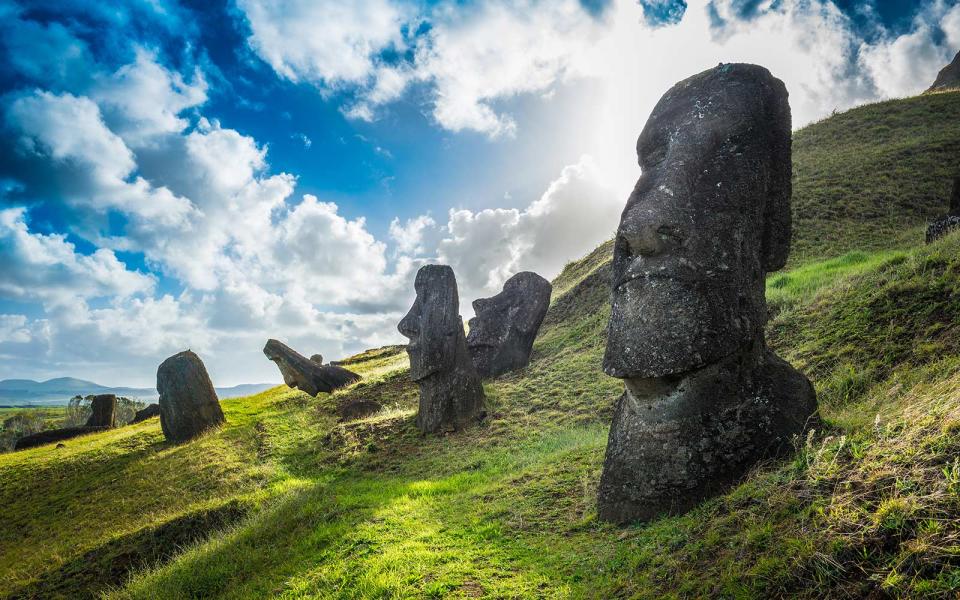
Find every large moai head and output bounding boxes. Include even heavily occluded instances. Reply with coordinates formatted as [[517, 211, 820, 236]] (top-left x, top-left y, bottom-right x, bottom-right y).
[[466, 271, 552, 378], [398, 265, 462, 382], [156, 350, 225, 443], [603, 63, 792, 380]]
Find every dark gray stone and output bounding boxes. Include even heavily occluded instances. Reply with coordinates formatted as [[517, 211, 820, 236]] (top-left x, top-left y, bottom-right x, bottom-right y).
[[398, 264, 486, 433], [929, 50, 960, 91], [466, 271, 552, 378], [157, 350, 225, 443], [85, 394, 117, 428], [926, 177, 960, 243], [263, 339, 360, 396], [14, 427, 110, 450], [131, 403, 161, 424], [598, 63, 817, 524], [337, 398, 383, 422], [310, 354, 324, 365]]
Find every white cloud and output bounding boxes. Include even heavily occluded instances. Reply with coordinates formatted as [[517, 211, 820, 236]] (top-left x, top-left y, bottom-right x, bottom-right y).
[[0, 314, 31, 344], [0, 207, 155, 303], [390, 214, 437, 254], [238, 0, 410, 87], [93, 47, 208, 147]]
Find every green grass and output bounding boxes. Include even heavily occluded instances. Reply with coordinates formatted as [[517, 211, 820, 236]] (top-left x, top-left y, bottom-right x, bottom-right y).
[[3, 93, 960, 599]]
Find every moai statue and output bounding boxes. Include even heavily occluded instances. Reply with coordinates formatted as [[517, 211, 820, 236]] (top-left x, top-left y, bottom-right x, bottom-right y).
[[598, 63, 818, 524], [157, 350, 225, 443], [925, 177, 960, 243], [399, 265, 486, 433], [85, 394, 117, 427], [263, 339, 360, 396], [466, 271, 552, 379]]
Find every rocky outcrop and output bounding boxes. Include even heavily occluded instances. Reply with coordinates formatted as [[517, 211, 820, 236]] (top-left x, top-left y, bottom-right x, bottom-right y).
[[399, 265, 486, 433], [85, 394, 117, 428], [156, 350, 225, 443], [131, 403, 161, 424], [263, 339, 360, 396], [597, 63, 817, 524], [929, 50, 960, 92], [466, 271, 552, 378]]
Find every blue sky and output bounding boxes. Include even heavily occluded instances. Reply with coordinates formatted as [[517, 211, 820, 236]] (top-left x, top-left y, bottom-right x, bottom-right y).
[[0, 0, 956, 386]]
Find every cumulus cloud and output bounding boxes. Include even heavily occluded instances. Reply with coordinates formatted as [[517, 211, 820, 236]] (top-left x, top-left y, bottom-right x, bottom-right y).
[[0, 207, 155, 302]]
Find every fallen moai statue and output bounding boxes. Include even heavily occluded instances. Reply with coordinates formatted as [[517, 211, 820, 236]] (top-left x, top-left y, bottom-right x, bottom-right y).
[[131, 403, 161, 424], [14, 427, 111, 450], [263, 339, 361, 396]]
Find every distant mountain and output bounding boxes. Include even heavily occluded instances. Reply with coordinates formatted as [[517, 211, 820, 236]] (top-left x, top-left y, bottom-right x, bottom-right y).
[[0, 378, 277, 407], [929, 50, 960, 91]]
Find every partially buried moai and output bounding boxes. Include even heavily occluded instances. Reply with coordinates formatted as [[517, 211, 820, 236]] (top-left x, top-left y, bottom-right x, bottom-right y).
[[157, 350, 225, 443], [598, 63, 817, 524], [399, 265, 486, 433], [466, 271, 552, 379]]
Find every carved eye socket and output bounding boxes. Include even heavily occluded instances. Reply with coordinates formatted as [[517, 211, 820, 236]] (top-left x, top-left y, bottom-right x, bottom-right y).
[[615, 233, 632, 258]]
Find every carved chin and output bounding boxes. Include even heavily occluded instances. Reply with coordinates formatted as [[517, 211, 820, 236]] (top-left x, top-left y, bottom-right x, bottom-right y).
[[602, 278, 745, 379]]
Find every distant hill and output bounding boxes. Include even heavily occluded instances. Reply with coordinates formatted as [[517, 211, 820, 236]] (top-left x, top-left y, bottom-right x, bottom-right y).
[[0, 377, 277, 407]]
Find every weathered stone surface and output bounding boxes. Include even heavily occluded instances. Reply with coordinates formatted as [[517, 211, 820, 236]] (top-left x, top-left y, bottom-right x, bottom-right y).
[[263, 339, 360, 396], [929, 50, 960, 91], [598, 63, 817, 524], [337, 398, 383, 422], [131, 403, 161, 424], [310, 354, 324, 365], [14, 427, 110, 450], [466, 271, 552, 378], [926, 177, 960, 243], [85, 394, 117, 427], [399, 265, 486, 433], [157, 350, 225, 443]]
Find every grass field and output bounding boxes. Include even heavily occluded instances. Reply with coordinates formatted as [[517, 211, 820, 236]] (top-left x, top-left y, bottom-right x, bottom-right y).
[[2, 92, 960, 599]]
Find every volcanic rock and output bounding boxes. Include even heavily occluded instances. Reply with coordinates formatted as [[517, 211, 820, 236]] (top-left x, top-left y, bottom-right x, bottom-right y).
[[131, 403, 161, 424], [929, 50, 960, 91], [85, 394, 117, 428]]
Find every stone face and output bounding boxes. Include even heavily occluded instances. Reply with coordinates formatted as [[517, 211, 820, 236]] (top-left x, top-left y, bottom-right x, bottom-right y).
[[597, 63, 817, 524], [263, 339, 360, 396], [398, 264, 486, 433], [310, 354, 324, 365], [131, 403, 161, 424], [926, 177, 960, 243], [85, 394, 117, 427], [156, 350, 225, 443], [466, 271, 552, 378], [929, 50, 960, 91]]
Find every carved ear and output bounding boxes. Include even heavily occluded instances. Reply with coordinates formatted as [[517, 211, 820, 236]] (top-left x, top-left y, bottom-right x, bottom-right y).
[[760, 79, 792, 273]]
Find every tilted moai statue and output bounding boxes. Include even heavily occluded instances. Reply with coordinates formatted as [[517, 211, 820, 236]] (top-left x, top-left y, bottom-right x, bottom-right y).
[[466, 271, 552, 378], [598, 63, 817, 523], [85, 394, 117, 427], [157, 350, 225, 443], [263, 339, 360, 396], [399, 265, 486, 433]]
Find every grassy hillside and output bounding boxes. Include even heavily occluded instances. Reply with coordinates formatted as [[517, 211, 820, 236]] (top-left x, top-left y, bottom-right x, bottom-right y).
[[3, 93, 960, 599], [790, 89, 960, 265]]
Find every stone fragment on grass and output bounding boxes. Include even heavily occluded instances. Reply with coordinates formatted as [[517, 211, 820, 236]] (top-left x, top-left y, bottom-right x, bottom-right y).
[[157, 350, 225, 443], [131, 403, 160, 424], [399, 265, 486, 433], [337, 398, 383, 422], [263, 339, 360, 396], [466, 271, 552, 378], [925, 177, 960, 243]]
